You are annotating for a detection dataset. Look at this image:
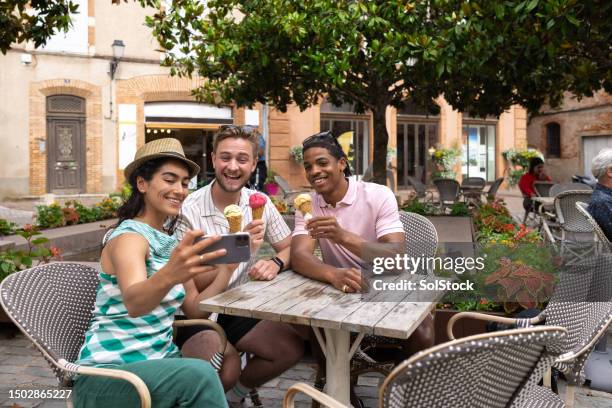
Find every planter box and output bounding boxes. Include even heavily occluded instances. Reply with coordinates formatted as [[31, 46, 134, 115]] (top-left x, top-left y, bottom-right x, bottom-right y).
[[1, 219, 114, 258], [424, 216, 475, 243], [434, 308, 501, 344]]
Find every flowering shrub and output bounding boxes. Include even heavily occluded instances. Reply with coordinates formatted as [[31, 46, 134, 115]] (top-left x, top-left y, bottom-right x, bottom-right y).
[[473, 199, 515, 241], [401, 199, 440, 216], [431, 147, 461, 179], [502, 148, 544, 186], [441, 199, 555, 314], [0, 219, 17, 236], [0, 224, 62, 282], [35, 197, 122, 230], [270, 196, 291, 214], [36, 203, 65, 229], [502, 148, 544, 168]]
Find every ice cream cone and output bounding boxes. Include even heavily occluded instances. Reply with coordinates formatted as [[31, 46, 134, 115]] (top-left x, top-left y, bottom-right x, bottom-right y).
[[252, 206, 264, 220], [227, 215, 242, 233], [298, 201, 312, 216], [294, 193, 313, 220], [224, 204, 243, 233]]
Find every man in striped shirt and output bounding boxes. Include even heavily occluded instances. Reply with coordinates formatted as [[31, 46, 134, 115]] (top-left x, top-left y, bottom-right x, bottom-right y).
[[175, 125, 304, 407]]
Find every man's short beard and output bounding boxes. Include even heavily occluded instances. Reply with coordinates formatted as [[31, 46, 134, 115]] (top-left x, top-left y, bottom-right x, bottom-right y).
[[215, 175, 246, 193]]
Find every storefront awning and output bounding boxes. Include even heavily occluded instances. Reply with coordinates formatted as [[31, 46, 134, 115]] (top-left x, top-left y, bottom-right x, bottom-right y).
[[144, 102, 233, 125]]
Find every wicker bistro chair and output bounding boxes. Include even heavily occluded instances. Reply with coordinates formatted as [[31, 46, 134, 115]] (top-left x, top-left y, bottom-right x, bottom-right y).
[[576, 201, 612, 252], [406, 176, 433, 202], [462, 177, 486, 188], [534, 181, 555, 198], [433, 178, 461, 210], [541, 191, 594, 260], [483, 177, 505, 201], [549, 182, 592, 198], [447, 254, 612, 408], [311, 212, 439, 408], [286, 326, 569, 408], [0, 262, 227, 408], [461, 177, 486, 206]]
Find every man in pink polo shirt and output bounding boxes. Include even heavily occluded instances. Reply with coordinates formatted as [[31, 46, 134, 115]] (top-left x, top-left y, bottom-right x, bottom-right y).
[[291, 132, 405, 292], [291, 131, 435, 403]]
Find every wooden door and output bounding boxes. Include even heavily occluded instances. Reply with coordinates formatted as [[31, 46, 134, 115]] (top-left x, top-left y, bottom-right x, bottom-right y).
[[46, 95, 86, 193]]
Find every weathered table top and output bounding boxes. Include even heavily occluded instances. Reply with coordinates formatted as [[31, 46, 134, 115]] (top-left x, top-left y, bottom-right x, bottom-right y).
[[199, 271, 439, 339]]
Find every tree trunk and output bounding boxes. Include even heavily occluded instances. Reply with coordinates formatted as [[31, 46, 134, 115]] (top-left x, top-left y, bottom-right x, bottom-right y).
[[371, 106, 389, 186]]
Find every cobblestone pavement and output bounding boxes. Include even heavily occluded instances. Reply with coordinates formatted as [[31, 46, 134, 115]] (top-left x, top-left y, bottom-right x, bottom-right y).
[[2, 327, 612, 408]]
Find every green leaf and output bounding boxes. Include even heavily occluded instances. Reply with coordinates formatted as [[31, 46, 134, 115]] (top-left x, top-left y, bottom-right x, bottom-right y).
[[31, 238, 49, 245], [525, 0, 539, 13]]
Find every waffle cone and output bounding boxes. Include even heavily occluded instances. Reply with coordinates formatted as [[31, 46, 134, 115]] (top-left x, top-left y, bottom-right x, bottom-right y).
[[227, 215, 242, 233], [298, 202, 312, 216], [252, 206, 264, 220]]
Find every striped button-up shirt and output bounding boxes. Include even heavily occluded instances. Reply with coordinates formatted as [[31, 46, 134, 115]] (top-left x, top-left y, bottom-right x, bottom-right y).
[[175, 180, 291, 288]]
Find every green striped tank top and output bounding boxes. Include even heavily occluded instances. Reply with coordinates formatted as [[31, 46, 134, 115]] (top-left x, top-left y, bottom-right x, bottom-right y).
[[76, 220, 185, 367]]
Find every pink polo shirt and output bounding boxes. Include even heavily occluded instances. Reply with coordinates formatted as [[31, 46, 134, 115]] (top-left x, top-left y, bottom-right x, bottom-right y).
[[293, 177, 404, 269]]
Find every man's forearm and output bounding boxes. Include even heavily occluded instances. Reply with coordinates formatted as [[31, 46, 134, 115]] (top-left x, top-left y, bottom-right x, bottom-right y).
[[292, 250, 336, 283], [337, 232, 366, 259], [275, 245, 291, 270]]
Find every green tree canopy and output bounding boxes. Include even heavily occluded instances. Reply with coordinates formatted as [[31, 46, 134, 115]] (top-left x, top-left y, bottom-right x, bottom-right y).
[[1, 1, 80, 54], [147, 0, 610, 183]]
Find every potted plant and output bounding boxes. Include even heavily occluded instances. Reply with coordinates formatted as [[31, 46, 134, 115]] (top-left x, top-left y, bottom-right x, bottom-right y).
[[0, 225, 62, 323], [431, 147, 461, 179], [289, 145, 304, 165], [502, 148, 544, 187], [263, 170, 281, 196], [434, 199, 554, 343]]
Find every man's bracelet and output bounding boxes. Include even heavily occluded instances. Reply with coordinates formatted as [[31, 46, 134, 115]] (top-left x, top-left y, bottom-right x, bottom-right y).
[[270, 256, 285, 272]]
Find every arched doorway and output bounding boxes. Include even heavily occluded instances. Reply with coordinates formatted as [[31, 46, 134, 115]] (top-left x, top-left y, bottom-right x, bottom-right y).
[[46, 95, 86, 193]]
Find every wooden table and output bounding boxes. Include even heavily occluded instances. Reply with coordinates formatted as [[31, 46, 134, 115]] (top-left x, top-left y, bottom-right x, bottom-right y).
[[199, 271, 440, 405]]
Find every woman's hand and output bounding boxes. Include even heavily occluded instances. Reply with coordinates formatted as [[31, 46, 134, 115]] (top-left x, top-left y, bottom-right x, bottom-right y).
[[160, 230, 226, 286]]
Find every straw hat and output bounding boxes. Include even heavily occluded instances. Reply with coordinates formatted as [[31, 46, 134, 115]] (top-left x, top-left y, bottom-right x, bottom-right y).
[[124, 138, 200, 180]]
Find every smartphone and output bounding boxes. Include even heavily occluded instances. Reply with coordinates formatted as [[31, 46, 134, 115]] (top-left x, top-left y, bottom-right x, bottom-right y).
[[194, 233, 251, 265]]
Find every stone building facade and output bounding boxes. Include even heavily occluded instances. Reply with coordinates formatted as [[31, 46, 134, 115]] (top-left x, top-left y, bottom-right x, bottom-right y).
[[527, 91, 612, 182], [0, 1, 528, 199]]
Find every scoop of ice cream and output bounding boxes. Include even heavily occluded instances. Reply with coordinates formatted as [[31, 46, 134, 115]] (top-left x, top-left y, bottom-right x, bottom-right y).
[[293, 193, 311, 210], [249, 193, 267, 209], [223, 204, 242, 218]]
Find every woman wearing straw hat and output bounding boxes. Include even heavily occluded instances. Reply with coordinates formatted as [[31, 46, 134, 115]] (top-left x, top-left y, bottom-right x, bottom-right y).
[[73, 138, 237, 407]]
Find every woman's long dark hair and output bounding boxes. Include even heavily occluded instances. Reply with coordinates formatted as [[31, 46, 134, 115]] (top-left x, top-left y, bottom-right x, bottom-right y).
[[528, 157, 545, 174], [113, 157, 186, 234]]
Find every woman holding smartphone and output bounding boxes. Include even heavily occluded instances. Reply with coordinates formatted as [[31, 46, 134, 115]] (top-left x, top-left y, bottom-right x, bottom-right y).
[[74, 138, 238, 408]]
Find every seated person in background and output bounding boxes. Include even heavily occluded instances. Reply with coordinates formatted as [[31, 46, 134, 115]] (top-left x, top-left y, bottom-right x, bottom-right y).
[[518, 157, 551, 213], [74, 138, 232, 408], [290, 131, 434, 406], [587, 148, 612, 241]]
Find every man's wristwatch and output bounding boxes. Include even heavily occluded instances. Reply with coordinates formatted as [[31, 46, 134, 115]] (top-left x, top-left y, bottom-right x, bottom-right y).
[[270, 256, 285, 272]]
